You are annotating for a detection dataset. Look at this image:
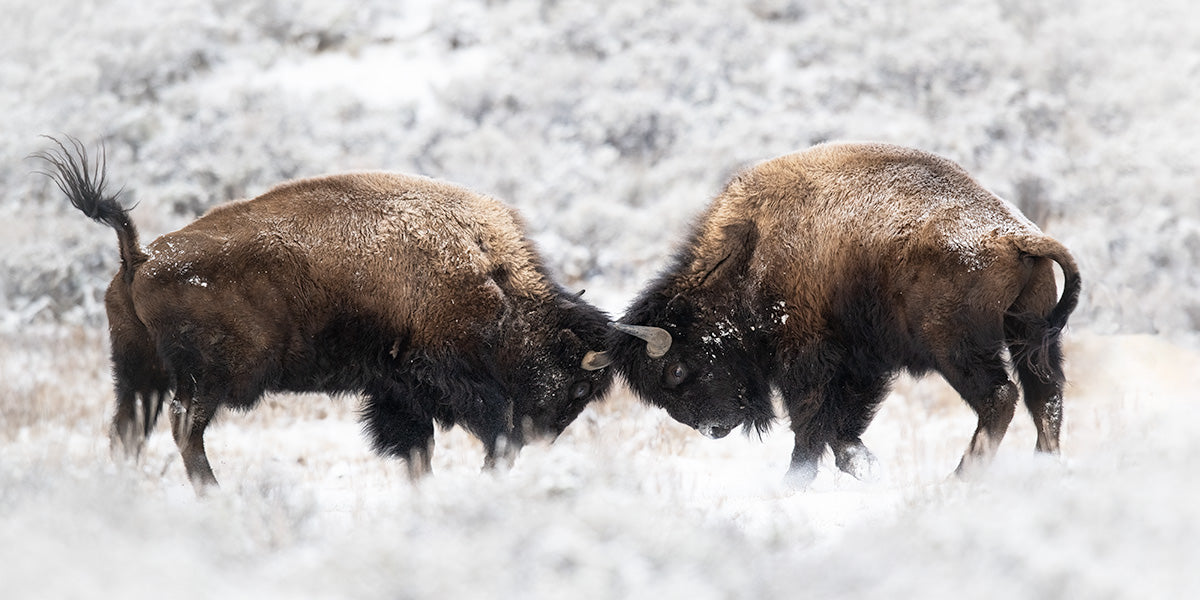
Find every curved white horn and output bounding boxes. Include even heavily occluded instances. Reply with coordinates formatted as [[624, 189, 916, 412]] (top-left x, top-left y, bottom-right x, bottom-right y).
[[611, 323, 673, 358]]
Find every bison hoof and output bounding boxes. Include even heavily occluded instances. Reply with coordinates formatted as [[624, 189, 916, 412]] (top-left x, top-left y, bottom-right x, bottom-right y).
[[833, 442, 878, 482], [483, 436, 519, 472], [783, 460, 819, 491], [697, 421, 734, 439], [109, 434, 145, 465]]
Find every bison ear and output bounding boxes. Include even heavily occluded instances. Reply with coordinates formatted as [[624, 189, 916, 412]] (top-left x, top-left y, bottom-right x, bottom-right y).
[[685, 220, 759, 290]]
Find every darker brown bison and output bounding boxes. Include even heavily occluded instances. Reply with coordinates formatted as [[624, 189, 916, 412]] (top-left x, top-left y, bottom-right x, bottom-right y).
[[36, 137, 614, 493], [609, 142, 1080, 487]]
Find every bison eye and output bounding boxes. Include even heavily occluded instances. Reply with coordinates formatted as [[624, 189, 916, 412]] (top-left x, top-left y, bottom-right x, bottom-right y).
[[570, 381, 592, 401], [662, 362, 688, 388]]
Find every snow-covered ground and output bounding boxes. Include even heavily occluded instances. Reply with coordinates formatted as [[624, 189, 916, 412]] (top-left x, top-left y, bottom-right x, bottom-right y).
[[2, 329, 1197, 598], [2, 0, 1198, 598]]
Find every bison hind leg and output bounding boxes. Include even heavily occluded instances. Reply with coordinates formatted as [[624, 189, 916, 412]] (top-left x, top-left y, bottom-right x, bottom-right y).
[[110, 385, 147, 461], [951, 379, 1020, 479], [940, 356, 1020, 480], [1007, 312, 1065, 454], [1005, 262, 1067, 455], [167, 381, 220, 494], [923, 306, 1022, 480], [1015, 357, 1064, 454], [110, 373, 171, 463], [108, 324, 172, 462]]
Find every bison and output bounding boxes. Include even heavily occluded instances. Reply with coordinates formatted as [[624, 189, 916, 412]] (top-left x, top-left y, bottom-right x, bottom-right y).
[[36, 137, 614, 493], [609, 142, 1081, 488]]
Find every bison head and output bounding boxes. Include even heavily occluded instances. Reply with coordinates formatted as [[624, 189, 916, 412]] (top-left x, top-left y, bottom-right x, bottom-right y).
[[505, 294, 615, 445], [608, 294, 774, 439]]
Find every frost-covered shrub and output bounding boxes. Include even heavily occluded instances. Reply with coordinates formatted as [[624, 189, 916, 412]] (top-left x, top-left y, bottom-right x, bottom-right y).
[[2, 0, 1198, 344]]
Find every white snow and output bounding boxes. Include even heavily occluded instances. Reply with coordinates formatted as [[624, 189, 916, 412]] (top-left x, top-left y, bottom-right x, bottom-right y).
[[1, 331, 1197, 598], [3, 0, 1200, 598]]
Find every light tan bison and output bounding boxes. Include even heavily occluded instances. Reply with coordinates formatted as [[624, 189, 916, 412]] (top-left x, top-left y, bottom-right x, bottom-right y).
[[610, 142, 1080, 487]]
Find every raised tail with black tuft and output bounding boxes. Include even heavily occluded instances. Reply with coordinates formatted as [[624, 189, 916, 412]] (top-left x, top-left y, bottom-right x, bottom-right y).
[[33, 136, 148, 283], [34, 135, 171, 460]]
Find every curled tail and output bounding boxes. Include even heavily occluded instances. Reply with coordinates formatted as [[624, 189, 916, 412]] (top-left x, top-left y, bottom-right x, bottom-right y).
[[33, 136, 147, 283], [1008, 235, 1082, 383], [1020, 235, 1082, 335]]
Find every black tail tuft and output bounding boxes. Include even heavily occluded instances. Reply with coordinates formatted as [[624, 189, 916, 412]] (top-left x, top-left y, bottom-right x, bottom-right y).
[[32, 135, 147, 277], [33, 136, 120, 224]]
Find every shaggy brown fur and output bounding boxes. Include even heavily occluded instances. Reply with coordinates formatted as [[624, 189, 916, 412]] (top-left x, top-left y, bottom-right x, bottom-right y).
[[611, 142, 1080, 487], [37, 137, 614, 493]]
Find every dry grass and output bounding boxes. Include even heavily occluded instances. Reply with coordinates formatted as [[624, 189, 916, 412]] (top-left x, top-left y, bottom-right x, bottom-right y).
[[0, 325, 110, 441], [3, 324, 1177, 490]]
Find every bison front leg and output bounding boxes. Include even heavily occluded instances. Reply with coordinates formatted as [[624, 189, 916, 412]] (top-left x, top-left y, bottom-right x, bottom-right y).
[[828, 372, 889, 481], [475, 397, 519, 472], [785, 436, 825, 489], [362, 387, 436, 480], [785, 416, 879, 488], [782, 391, 831, 490], [481, 430, 521, 472], [479, 404, 520, 472], [782, 369, 889, 488], [416, 360, 517, 472]]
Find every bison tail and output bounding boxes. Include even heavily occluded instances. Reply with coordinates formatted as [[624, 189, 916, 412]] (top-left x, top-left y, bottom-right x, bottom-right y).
[[33, 136, 148, 282], [1007, 235, 1081, 383], [1017, 235, 1081, 336]]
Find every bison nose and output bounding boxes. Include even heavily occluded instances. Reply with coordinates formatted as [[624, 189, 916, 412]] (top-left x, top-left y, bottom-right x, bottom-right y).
[[697, 421, 733, 439]]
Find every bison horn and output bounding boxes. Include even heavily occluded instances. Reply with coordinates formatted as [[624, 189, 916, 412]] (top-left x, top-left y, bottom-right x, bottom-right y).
[[581, 350, 612, 371], [611, 323, 673, 358]]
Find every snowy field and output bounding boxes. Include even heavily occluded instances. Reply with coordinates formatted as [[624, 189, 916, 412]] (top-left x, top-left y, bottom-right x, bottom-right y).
[[2, 0, 1199, 598]]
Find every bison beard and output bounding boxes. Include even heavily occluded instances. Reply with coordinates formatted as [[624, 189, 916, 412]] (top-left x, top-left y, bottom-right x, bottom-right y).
[[35, 136, 614, 494], [610, 142, 1081, 488]]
